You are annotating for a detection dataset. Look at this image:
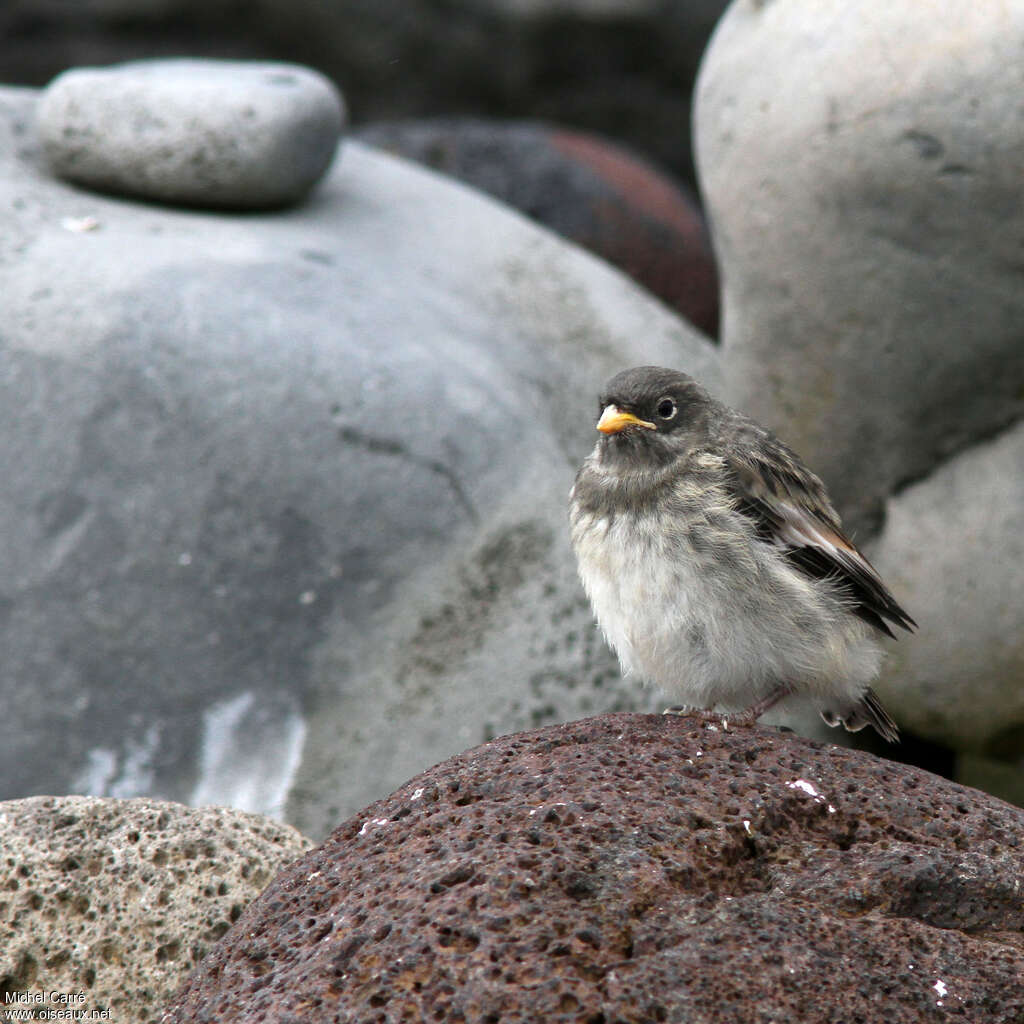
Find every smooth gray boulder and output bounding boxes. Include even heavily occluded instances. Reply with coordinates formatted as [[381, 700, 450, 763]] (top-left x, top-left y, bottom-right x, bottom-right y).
[[869, 419, 1024, 755], [695, 2, 1024, 534], [0, 85, 717, 840], [354, 117, 720, 335], [0, 796, 311, 1023], [37, 59, 345, 209]]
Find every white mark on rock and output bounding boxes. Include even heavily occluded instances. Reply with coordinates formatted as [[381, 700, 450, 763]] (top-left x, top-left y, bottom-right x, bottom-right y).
[[72, 724, 161, 799], [411, 787, 425, 801], [358, 817, 389, 837], [786, 778, 820, 799], [61, 215, 101, 233], [190, 690, 307, 821]]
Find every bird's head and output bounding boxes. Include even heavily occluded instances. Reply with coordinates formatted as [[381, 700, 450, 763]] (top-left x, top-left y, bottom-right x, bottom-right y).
[[593, 366, 712, 469]]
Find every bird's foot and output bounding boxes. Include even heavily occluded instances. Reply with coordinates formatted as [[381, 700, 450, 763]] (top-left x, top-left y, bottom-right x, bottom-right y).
[[662, 705, 735, 731], [725, 684, 792, 726], [662, 686, 793, 731]]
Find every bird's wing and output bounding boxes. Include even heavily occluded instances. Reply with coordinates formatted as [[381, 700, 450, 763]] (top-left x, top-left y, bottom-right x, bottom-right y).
[[723, 445, 916, 638]]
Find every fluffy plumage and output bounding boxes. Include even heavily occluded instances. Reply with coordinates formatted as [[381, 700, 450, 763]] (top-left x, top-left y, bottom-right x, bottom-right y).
[[568, 366, 915, 741]]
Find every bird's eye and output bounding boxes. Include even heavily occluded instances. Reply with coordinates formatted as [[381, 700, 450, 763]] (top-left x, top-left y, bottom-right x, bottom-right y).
[[656, 398, 677, 420]]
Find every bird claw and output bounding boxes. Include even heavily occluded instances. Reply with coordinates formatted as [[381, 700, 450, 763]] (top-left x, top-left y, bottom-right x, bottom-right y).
[[661, 705, 733, 732], [662, 689, 792, 732]]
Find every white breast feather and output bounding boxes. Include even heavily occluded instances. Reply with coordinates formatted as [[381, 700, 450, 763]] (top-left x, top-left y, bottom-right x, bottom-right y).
[[570, 486, 882, 712]]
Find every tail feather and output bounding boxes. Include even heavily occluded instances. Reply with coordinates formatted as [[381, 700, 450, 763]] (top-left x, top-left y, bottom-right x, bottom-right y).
[[821, 687, 899, 743]]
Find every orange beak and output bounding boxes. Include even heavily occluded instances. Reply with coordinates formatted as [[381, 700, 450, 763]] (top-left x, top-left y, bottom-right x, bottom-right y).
[[596, 404, 657, 434]]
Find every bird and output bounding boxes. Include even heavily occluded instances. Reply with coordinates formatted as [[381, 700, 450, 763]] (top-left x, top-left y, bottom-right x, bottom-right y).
[[568, 365, 915, 741]]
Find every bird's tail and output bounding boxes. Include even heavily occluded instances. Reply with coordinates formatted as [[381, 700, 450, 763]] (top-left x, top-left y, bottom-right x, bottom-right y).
[[820, 687, 899, 743]]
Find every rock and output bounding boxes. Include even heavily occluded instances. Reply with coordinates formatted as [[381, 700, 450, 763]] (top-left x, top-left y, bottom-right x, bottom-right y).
[[695, 2, 1024, 534], [37, 59, 345, 209], [487, 0, 660, 13], [869, 419, 1024, 758], [162, 714, 1024, 1023], [957, 752, 1024, 812], [0, 85, 717, 841], [0, 795, 311, 1023], [1, 1, 729, 187], [356, 118, 720, 335]]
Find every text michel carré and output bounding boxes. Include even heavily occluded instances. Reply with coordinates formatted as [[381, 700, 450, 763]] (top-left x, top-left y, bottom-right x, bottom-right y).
[[4, 991, 87, 1004]]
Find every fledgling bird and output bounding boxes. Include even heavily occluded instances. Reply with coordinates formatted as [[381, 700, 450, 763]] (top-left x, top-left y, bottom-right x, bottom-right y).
[[568, 366, 915, 741]]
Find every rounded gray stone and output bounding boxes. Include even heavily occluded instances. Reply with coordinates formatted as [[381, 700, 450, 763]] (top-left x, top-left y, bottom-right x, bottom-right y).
[[37, 58, 345, 209], [0, 795, 311, 1023], [695, 2, 1024, 534], [0, 84, 717, 841], [869, 419, 1024, 753]]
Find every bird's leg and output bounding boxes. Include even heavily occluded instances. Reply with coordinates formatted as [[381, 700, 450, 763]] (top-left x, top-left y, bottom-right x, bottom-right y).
[[662, 685, 792, 729], [727, 684, 792, 726], [662, 705, 735, 729]]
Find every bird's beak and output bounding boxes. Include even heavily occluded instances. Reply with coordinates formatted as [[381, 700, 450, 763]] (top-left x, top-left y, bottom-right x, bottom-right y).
[[596, 404, 656, 434]]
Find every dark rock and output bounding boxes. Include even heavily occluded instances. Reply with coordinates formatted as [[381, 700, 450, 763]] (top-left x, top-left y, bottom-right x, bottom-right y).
[[356, 118, 719, 335], [162, 713, 1024, 1022], [0, 1, 730, 187]]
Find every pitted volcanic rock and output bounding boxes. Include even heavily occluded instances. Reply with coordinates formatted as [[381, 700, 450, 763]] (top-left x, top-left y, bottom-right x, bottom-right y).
[[162, 713, 1024, 1023]]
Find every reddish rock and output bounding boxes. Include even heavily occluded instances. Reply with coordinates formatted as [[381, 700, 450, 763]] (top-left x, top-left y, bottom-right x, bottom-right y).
[[162, 714, 1024, 1023], [548, 127, 719, 337], [356, 119, 720, 336]]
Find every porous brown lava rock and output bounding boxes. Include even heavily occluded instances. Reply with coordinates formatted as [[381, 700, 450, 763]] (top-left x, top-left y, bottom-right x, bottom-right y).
[[162, 713, 1024, 1023]]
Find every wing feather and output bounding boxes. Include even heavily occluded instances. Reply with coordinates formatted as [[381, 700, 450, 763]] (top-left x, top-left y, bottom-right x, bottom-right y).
[[724, 446, 916, 637]]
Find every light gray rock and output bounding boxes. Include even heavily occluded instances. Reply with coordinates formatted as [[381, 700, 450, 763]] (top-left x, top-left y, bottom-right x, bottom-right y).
[[37, 59, 345, 209], [0, 795, 311, 1023], [0, 86, 717, 841], [869, 419, 1024, 753], [695, 2, 1024, 534]]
